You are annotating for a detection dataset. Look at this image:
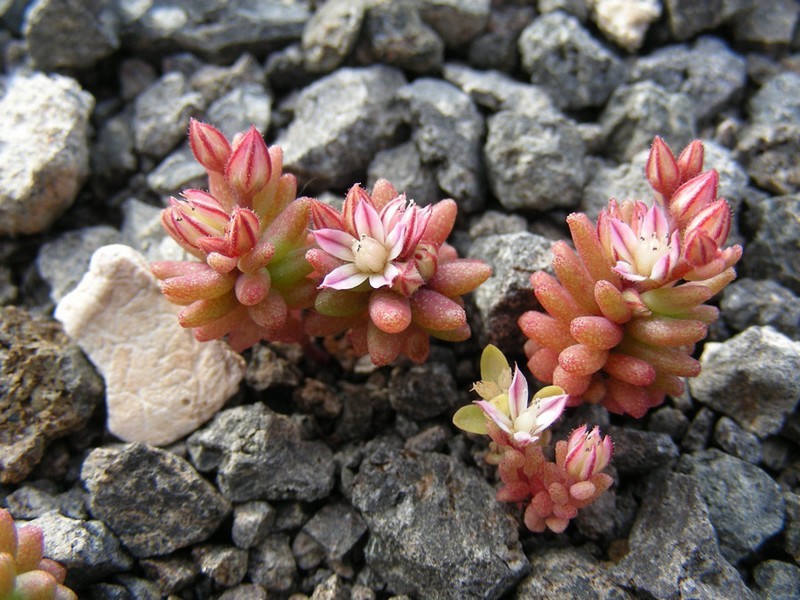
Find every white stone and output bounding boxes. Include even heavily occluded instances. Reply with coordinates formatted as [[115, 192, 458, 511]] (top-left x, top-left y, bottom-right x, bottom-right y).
[[55, 244, 245, 445], [588, 0, 662, 52]]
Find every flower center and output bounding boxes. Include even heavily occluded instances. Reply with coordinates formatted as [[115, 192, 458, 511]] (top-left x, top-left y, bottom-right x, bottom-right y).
[[352, 234, 389, 274], [634, 232, 672, 277]]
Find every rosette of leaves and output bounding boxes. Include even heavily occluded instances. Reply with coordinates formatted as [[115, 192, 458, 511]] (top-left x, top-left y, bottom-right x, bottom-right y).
[[519, 137, 742, 417], [304, 180, 492, 365], [1, 509, 76, 600]]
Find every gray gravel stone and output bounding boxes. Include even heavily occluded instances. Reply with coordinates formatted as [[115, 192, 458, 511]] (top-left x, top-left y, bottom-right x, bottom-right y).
[[232, 500, 276, 549], [468, 210, 527, 239], [23, 0, 118, 70], [37, 225, 123, 303], [677, 449, 785, 564], [4, 483, 88, 520], [785, 491, 800, 563], [648, 407, 690, 443], [608, 427, 680, 476], [28, 512, 133, 587], [754, 560, 800, 600], [468, 3, 535, 72], [713, 416, 763, 464], [139, 555, 197, 596], [279, 66, 406, 191], [191, 544, 248, 587], [186, 403, 336, 502], [681, 406, 715, 453], [145, 146, 206, 197], [599, 81, 696, 162], [749, 72, 800, 127], [117, 0, 310, 60], [302, 502, 367, 565], [518, 11, 625, 110], [351, 442, 529, 600], [516, 545, 633, 599], [0, 72, 93, 236], [366, 141, 440, 208], [417, 0, 490, 48], [581, 156, 653, 220], [691, 326, 800, 437], [611, 472, 756, 599], [204, 83, 272, 140], [484, 111, 586, 212], [92, 110, 137, 182], [301, 0, 364, 73], [217, 584, 267, 600], [629, 37, 746, 123], [732, 0, 799, 48], [388, 362, 459, 420], [248, 534, 297, 593], [0, 306, 102, 484], [188, 53, 265, 104], [133, 72, 204, 158], [358, 1, 444, 74], [721, 279, 800, 339], [397, 78, 485, 213], [468, 232, 552, 353], [81, 443, 232, 558], [737, 125, 800, 195], [663, 0, 727, 40]]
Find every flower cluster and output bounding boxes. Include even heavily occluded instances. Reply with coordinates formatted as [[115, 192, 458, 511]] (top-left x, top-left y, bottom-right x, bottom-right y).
[[154, 121, 491, 364], [1, 508, 76, 600], [454, 346, 613, 533], [519, 137, 742, 417], [305, 181, 492, 366]]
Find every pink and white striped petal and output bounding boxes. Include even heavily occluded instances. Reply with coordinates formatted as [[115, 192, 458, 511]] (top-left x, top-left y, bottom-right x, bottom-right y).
[[313, 229, 357, 261], [321, 263, 369, 290]]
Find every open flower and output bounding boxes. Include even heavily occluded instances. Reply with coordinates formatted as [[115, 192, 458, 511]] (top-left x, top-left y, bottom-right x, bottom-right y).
[[564, 425, 614, 481]]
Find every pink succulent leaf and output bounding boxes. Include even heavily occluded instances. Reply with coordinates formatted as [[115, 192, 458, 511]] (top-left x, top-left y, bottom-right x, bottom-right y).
[[475, 400, 513, 434], [508, 365, 529, 421], [313, 229, 357, 261], [320, 263, 369, 290]]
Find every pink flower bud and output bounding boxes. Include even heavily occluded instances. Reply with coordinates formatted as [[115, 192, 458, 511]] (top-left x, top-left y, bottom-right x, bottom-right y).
[[564, 425, 613, 481], [668, 170, 718, 227], [225, 127, 271, 203], [676, 140, 704, 182], [163, 203, 218, 248], [228, 208, 260, 256], [189, 119, 231, 173], [180, 189, 230, 231], [646, 136, 680, 197], [684, 199, 731, 247]]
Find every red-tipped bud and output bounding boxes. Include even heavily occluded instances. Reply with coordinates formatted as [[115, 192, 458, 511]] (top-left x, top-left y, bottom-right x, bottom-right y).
[[179, 189, 230, 230], [676, 140, 704, 182], [342, 184, 373, 235], [668, 170, 718, 227], [564, 425, 613, 481], [684, 199, 731, 247], [646, 136, 680, 198], [163, 204, 217, 248], [228, 208, 260, 256], [310, 199, 345, 230], [189, 119, 231, 173], [225, 127, 271, 203]]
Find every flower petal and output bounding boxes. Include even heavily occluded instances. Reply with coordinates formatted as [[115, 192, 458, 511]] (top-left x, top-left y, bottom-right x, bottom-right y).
[[475, 400, 513, 434], [608, 218, 639, 264], [320, 263, 369, 290], [530, 393, 568, 433], [508, 365, 528, 421], [368, 262, 400, 289], [314, 229, 357, 261], [355, 198, 385, 242]]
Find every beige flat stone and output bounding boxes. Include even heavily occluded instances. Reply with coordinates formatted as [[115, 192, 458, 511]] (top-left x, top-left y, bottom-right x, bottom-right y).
[[589, 0, 662, 53], [55, 244, 245, 445]]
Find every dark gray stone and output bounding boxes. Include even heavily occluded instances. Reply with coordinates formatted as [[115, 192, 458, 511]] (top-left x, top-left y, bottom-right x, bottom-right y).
[[417, 0, 490, 48], [115, 575, 161, 600], [186, 403, 336, 502], [607, 427, 680, 476], [404, 425, 451, 454], [743, 200, 800, 293], [301, 0, 364, 73], [232, 500, 276, 549], [663, 0, 726, 40], [87, 583, 133, 599], [145, 146, 206, 197], [749, 72, 800, 127], [245, 345, 303, 391], [397, 78, 485, 213], [467, 4, 535, 72], [23, 0, 118, 70], [611, 472, 756, 599], [117, 0, 310, 60], [351, 442, 529, 600], [37, 226, 123, 303], [468, 210, 527, 239], [468, 232, 552, 353], [188, 53, 265, 104], [248, 534, 297, 593], [92, 111, 137, 182], [358, 1, 444, 74], [4, 483, 88, 520], [133, 72, 204, 158], [139, 555, 197, 596], [753, 560, 800, 599], [217, 584, 268, 600], [681, 407, 716, 453], [518, 11, 625, 110], [191, 544, 248, 587], [484, 111, 586, 212], [785, 491, 800, 563], [388, 362, 459, 420], [443, 62, 555, 115], [516, 546, 633, 599], [81, 443, 231, 558], [599, 81, 696, 162], [581, 155, 653, 221], [302, 502, 367, 565], [678, 449, 785, 564], [203, 83, 272, 140], [310, 573, 350, 600], [691, 326, 800, 437], [737, 124, 800, 195], [713, 416, 762, 464], [279, 66, 406, 191], [0, 306, 102, 484], [629, 37, 746, 123], [367, 141, 440, 208], [292, 530, 325, 570], [647, 407, 690, 442], [28, 512, 133, 587], [732, 0, 799, 47], [721, 279, 800, 339]]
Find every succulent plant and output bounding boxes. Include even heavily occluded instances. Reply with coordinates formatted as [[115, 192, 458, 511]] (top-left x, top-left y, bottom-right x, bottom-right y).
[[304, 180, 492, 366], [519, 137, 743, 417], [152, 120, 316, 351], [0, 508, 76, 600]]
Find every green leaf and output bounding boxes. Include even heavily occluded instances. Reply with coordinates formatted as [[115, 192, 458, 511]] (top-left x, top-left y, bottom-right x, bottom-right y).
[[480, 344, 509, 383], [533, 385, 566, 400], [452, 405, 488, 435]]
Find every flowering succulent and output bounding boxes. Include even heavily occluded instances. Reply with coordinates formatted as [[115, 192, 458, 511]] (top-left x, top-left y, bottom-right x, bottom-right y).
[[0, 509, 76, 600], [519, 137, 743, 417], [453, 346, 613, 533], [152, 120, 316, 351], [304, 180, 492, 366]]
